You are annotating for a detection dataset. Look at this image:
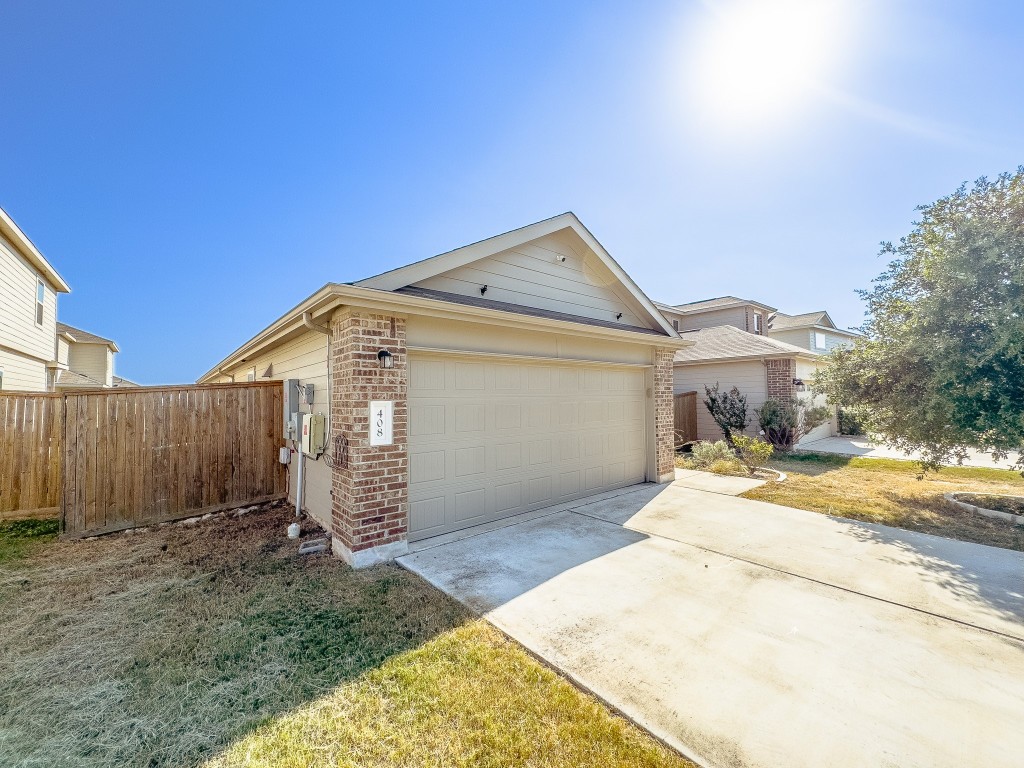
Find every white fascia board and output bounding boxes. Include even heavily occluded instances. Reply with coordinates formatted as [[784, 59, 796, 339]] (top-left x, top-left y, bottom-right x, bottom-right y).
[[198, 282, 692, 383], [0, 207, 71, 293]]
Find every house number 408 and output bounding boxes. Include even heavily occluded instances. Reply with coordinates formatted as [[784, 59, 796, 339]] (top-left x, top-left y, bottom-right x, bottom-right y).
[[369, 400, 394, 447]]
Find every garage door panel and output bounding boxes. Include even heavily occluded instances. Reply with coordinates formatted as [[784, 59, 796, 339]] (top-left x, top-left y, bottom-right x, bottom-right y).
[[410, 497, 446, 535], [408, 354, 648, 541]]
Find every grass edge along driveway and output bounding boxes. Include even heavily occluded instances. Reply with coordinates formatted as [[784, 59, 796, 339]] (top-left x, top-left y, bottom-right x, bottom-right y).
[[0, 507, 693, 768], [743, 451, 1024, 552]]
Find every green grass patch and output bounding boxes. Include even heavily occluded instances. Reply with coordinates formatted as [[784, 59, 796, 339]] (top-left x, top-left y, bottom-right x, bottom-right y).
[[0, 505, 691, 768], [788, 450, 1024, 483], [0, 517, 60, 564]]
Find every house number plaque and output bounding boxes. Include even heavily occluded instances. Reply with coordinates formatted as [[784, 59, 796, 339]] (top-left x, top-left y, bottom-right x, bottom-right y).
[[369, 401, 394, 446]]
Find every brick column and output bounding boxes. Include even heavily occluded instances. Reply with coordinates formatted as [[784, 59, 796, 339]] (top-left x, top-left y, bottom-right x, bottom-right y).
[[766, 358, 796, 400], [654, 347, 676, 483], [329, 309, 409, 567]]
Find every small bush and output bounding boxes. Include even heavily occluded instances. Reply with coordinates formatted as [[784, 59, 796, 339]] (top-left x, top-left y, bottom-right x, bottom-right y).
[[756, 397, 831, 451], [689, 440, 737, 469], [708, 458, 745, 475], [838, 407, 868, 436], [732, 434, 773, 473], [702, 383, 749, 446]]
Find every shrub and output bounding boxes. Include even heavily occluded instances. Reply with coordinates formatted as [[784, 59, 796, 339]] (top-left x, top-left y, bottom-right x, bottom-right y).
[[702, 383, 749, 446], [756, 397, 831, 451], [838, 407, 868, 436], [732, 434, 774, 473], [689, 440, 736, 469], [708, 458, 745, 475]]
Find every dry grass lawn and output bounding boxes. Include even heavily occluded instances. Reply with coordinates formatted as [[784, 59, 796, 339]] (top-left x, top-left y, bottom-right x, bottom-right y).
[[743, 452, 1024, 551], [0, 505, 691, 768]]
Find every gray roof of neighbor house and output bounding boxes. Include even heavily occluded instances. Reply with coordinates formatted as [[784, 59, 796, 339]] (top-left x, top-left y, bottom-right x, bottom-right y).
[[667, 295, 777, 314], [674, 325, 818, 364], [768, 311, 861, 336], [55, 369, 105, 388], [57, 322, 120, 351], [112, 375, 139, 387]]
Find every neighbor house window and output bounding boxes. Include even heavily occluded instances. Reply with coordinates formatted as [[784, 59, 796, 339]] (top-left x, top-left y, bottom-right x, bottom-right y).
[[35, 280, 45, 325], [752, 313, 762, 334], [246, 367, 256, 382], [673, 319, 680, 331], [814, 331, 827, 349], [0, 368, 4, 390]]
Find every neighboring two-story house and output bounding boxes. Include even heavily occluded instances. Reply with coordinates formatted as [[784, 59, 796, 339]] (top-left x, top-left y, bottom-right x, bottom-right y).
[[657, 296, 860, 444], [0, 207, 71, 392], [54, 323, 137, 390], [0, 207, 133, 392], [766, 310, 861, 353]]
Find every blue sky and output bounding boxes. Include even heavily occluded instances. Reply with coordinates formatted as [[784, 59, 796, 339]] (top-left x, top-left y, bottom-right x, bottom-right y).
[[2, 1, 1021, 384]]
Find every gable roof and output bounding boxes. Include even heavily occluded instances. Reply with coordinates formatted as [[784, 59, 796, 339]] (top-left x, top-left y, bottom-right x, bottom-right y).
[[674, 325, 818, 364], [57, 322, 120, 352], [0, 206, 71, 293], [355, 212, 676, 337], [397, 286, 668, 335], [768, 310, 861, 336], [55, 368, 106, 388], [667, 295, 777, 314]]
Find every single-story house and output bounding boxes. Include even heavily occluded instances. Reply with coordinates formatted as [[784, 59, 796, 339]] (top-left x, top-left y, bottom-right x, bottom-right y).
[[199, 213, 687, 567], [671, 325, 837, 444]]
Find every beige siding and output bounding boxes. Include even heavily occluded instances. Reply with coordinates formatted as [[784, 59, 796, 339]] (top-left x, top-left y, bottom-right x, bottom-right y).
[[56, 336, 70, 366], [0, 232, 58, 365], [220, 329, 331, 529], [67, 343, 112, 386], [407, 315, 653, 366], [410, 230, 655, 330], [768, 328, 854, 353], [795, 359, 837, 443], [673, 360, 767, 441], [766, 328, 811, 350], [677, 306, 748, 332], [0, 347, 47, 391]]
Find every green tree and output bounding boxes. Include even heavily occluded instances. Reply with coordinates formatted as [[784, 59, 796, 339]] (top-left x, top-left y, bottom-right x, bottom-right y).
[[814, 168, 1024, 472]]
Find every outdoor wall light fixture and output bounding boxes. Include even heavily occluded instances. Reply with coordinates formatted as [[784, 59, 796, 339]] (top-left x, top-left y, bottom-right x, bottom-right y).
[[793, 378, 806, 392], [378, 349, 394, 369], [480, 285, 488, 295]]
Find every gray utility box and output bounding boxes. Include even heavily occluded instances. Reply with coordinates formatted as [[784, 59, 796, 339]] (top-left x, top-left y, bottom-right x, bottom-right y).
[[283, 379, 301, 439]]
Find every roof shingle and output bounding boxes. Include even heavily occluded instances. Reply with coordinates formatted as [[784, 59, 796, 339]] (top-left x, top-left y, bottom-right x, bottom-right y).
[[674, 325, 816, 363]]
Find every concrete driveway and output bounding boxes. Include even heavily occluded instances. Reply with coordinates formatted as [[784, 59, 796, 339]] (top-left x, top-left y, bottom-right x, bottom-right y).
[[398, 475, 1024, 768]]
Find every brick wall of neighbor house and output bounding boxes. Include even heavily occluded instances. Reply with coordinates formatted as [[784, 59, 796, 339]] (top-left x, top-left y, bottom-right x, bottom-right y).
[[329, 309, 409, 567], [654, 347, 675, 481], [766, 358, 796, 400]]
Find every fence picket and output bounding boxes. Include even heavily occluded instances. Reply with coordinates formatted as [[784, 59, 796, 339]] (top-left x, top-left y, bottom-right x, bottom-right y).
[[1, 383, 285, 533]]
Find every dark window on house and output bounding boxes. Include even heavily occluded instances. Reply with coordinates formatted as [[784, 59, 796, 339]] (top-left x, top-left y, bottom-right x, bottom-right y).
[[752, 312, 762, 334], [673, 319, 679, 331], [35, 280, 45, 325]]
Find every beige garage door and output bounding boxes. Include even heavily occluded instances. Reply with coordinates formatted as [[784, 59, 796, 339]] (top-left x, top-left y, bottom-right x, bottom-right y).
[[408, 353, 648, 541]]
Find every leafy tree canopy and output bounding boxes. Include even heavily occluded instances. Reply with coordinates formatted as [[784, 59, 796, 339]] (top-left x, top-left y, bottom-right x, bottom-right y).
[[814, 168, 1024, 471]]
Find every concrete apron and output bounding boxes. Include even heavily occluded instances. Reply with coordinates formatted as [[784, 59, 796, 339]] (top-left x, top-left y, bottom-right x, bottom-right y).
[[398, 480, 1024, 768]]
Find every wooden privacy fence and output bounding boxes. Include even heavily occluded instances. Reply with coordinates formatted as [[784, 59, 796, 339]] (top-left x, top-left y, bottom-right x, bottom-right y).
[[0, 393, 63, 519], [674, 391, 698, 447], [1, 382, 286, 535]]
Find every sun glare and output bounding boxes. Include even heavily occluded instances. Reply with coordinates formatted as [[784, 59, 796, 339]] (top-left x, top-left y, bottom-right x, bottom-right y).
[[689, 0, 852, 127]]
